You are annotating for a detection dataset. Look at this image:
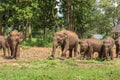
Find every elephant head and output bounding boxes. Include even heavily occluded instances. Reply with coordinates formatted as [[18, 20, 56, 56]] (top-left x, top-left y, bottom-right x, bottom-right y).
[[103, 39, 111, 54], [51, 32, 68, 58], [80, 40, 89, 55]]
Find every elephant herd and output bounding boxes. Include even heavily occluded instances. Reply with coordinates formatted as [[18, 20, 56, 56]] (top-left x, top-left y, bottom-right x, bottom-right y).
[[0, 30, 24, 59], [51, 30, 120, 61], [1, 29, 120, 61]]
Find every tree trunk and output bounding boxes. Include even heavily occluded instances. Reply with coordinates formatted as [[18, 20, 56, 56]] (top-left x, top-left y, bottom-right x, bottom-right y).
[[66, 0, 73, 31], [25, 20, 29, 40], [28, 23, 32, 39], [0, 12, 3, 35], [22, 20, 26, 41], [43, 25, 46, 39]]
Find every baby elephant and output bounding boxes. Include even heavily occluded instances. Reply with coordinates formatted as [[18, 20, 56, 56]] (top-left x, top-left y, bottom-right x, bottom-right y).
[[115, 37, 120, 58], [80, 37, 103, 60], [102, 37, 115, 60]]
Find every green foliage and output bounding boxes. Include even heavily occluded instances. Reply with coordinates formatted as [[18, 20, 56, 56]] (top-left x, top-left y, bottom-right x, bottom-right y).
[[0, 0, 120, 44], [22, 36, 53, 47]]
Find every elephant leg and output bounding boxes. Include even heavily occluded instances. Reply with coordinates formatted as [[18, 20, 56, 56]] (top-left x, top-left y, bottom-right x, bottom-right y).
[[89, 52, 93, 59], [118, 51, 120, 58], [83, 52, 88, 60], [86, 52, 90, 60], [110, 48, 114, 60], [9, 47, 12, 56], [7, 47, 10, 57], [61, 45, 64, 56], [61, 44, 68, 57], [116, 49, 119, 58], [74, 44, 78, 57], [83, 53, 86, 60], [88, 48, 93, 60], [99, 50, 103, 58], [61, 48, 67, 57], [69, 49, 73, 58], [10, 47, 15, 58], [2, 47, 6, 57], [2, 43, 6, 57], [15, 44, 20, 59]]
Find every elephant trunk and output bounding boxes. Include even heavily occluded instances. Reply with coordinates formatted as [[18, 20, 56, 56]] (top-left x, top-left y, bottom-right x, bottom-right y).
[[11, 41, 17, 58], [104, 47, 109, 58]]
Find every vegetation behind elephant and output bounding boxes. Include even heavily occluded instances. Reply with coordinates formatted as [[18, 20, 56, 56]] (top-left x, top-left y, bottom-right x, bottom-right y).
[[102, 37, 115, 60], [51, 30, 79, 59], [80, 38, 103, 60], [0, 35, 7, 57], [7, 30, 25, 59], [115, 37, 120, 58]]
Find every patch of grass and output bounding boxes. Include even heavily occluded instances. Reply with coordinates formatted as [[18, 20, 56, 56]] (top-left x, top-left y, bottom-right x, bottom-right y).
[[0, 59, 120, 80]]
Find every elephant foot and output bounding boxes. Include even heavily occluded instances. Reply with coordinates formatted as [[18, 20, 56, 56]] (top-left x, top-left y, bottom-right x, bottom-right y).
[[50, 55, 54, 57], [67, 56, 72, 59], [47, 55, 54, 60], [61, 54, 66, 57], [60, 56, 66, 60], [11, 56, 15, 59], [15, 57, 20, 60], [82, 57, 86, 60], [2, 55, 6, 58], [111, 58, 114, 60], [116, 55, 119, 58]]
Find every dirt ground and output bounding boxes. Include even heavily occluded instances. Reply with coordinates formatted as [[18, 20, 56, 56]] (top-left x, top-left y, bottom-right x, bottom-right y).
[[0, 47, 61, 65], [0, 45, 116, 66]]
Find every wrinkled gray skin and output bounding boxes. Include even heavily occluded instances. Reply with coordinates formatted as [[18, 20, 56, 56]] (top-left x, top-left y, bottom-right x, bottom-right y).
[[80, 38, 103, 60], [102, 37, 115, 60], [7, 30, 25, 59], [115, 37, 120, 58], [51, 30, 79, 58], [0, 35, 7, 57]]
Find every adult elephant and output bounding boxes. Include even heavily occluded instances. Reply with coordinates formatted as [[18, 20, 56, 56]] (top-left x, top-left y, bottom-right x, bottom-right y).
[[102, 37, 115, 60], [80, 37, 103, 60], [115, 37, 120, 58], [7, 30, 25, 59], [51, 30, 79, 59]]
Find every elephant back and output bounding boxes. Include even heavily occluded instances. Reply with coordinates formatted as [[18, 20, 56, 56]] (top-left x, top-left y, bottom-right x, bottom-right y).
[[86, 38, 103, 52], [63, 30, 78, 44]]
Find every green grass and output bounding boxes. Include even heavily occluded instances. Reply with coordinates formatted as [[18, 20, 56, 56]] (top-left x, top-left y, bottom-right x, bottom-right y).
[[0, 59, 120, 80]]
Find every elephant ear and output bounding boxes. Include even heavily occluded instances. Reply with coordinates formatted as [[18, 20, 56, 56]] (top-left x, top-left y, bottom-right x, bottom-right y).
[[63, 32, 68, 39], [63, 32, 69, 49], [18, 32, 25, 43], [87, 42, 92, 51]]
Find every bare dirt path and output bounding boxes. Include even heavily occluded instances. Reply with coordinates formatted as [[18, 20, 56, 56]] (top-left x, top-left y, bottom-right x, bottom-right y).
[[0, 47, 61, 65], [0, 46, 117, 66]]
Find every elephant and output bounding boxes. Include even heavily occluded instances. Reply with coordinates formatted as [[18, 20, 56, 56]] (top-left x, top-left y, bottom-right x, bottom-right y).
[[102, 37, 115, 60], [80, 37, 103, 60], [51, 30, 79, 59], [115, 37, 120, 58], [7, 30, 25, 59], [0, 35, 8, 57]]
